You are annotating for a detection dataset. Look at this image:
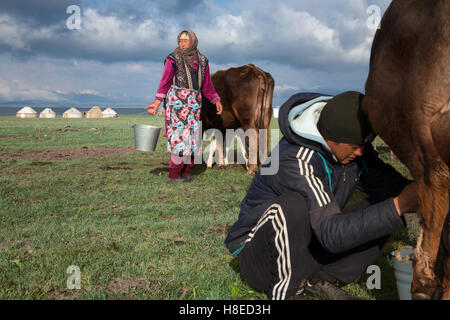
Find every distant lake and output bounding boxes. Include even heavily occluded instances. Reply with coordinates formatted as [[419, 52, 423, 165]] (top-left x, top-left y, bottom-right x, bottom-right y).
[[0, 105, 149, 117], [0, 104, 280, 117]]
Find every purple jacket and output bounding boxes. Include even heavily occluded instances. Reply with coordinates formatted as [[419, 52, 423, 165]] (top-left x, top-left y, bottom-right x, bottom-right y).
[[155, 57, 220, 104]]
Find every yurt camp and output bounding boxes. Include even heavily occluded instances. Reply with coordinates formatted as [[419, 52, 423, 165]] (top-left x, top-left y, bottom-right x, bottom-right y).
[[16, 106, 37, 118], [101, 107, 118, 118], [39, 108, 56, 118], [63, 107, 83, 119], [85, 106, 102, 118]]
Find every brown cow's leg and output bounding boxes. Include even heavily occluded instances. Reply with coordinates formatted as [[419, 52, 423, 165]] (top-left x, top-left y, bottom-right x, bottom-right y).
[[412, 160, 450, 299], [439, 252, 450, 300], [442, 255, 450, 299], [215, 136, 226, 169], [241, 126, 259, 175], [365, 95, 450, 300], [438, 210, 450, 299], [256, 128, 269, 169], [247, 129, 259, 175], [442, 270, 450, 299]]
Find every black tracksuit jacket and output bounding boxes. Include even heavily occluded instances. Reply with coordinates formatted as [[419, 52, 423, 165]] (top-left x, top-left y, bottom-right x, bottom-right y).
[[225, 92, 410, 255]]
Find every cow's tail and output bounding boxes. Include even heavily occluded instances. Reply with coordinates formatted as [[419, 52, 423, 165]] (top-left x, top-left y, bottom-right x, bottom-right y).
[[262, 72, 274, 130], [260, 72, 274, 160], [250, 65, 274, 164], [258, 71, 268, 130], [252, 65, 274, 130]]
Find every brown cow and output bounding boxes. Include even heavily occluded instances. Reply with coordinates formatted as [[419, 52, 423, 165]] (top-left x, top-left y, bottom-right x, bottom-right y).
[[201, 64, 274, 175], [362, 0, 450, 299]]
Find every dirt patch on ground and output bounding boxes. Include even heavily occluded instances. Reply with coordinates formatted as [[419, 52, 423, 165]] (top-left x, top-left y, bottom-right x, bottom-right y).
[[32, 127, 82, 133], [13, 197, 41, 205], [6, 169, 35, 175], [158, 214, 177, 221], [0, 146, 136, 160], [223, 186, 236, 193], [154, 195, 171, 201], [45, 277, 155, 300], [0, 127, 97, 140], [105, 277, 152, 293], [100, 165, 132, 171], [206, 225, 232, 235], [30, 161, 53, 166], [0, 134, 49, 139]]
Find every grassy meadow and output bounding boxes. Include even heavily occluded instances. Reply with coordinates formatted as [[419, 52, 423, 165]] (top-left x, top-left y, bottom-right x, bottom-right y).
[[0, 114, 417, 300]]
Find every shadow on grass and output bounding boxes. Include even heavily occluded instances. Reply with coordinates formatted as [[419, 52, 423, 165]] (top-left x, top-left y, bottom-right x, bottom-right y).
[[191, 163, 207, 176], [149, 162, 243, 179], [370, 243, 401, 300], [150, 167, 169, 176], [228, 257, 268, 299], [149, 161, 210, 176]]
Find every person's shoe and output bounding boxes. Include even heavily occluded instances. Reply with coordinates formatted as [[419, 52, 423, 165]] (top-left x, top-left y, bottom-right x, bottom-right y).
[[286, 287, 314, 300], [181, 173, 196, 183], [167, 177, 184, 183], [302, 280, 362, 300]]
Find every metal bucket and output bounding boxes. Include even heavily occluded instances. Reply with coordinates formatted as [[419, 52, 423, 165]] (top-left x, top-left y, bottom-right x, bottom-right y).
[[390, 246, 415, 300], [132, 112, 163, 152]]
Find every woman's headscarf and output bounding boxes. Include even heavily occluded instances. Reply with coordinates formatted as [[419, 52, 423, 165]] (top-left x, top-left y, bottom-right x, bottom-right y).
[[171, 30, 201, 70]]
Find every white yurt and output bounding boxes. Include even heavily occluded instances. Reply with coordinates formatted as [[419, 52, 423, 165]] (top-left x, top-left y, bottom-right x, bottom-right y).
[[16, 106, 37, 118], [63, 107, 83, 119], [39, 108, 56, 118], [101, 107, 118, 118], [85, 106, 103, 118]]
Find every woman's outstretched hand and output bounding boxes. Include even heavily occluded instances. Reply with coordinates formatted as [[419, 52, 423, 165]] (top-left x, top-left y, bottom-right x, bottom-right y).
[[145, 100, 162, 115]]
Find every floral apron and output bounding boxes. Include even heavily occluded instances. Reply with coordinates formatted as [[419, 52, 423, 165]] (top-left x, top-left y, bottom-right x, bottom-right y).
[[165, 85, 202, 156]]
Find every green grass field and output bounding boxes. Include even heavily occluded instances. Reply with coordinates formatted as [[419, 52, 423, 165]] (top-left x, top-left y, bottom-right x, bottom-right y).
[[0, 115, 417, 300]]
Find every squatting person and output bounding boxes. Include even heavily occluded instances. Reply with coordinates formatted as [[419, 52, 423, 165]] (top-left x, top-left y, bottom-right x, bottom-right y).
[[146, 30, 222, 183], [224, 91, 418, 300]]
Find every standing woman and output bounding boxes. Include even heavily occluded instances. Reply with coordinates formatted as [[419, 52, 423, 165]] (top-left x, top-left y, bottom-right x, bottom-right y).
[[146, 30, 222, 183]]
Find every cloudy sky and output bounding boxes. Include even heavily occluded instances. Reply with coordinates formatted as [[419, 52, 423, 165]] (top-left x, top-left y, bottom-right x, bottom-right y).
[[0, 0, 391, 107]]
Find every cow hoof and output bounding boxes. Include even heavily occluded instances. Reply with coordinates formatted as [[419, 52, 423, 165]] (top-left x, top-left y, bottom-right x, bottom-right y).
[[216, 165, 226, 170], [246, 165, 259, 176], [412, 276, 442, 300], [412, 292, 431, 300]]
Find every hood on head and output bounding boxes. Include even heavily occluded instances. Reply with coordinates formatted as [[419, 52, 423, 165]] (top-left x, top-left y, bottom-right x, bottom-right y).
[[278, 92, 335, 156]]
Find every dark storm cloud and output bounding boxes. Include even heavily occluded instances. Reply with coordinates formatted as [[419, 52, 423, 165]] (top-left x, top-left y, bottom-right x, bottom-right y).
[[152, 0, 209, 15], [0, 0, 383, 72], [0, 0, 81, 26]]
